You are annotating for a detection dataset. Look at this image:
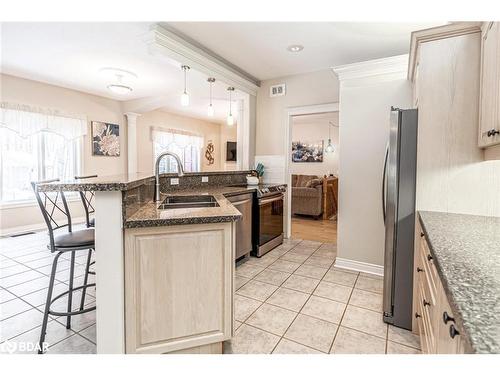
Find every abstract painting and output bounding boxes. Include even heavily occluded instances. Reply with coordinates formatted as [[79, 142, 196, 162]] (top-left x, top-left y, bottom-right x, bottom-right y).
[[91, 121, 120, 156], [292, 140, 324, 163]]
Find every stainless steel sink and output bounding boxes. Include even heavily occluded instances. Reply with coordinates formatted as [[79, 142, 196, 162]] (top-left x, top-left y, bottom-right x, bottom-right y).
[[158, 195, 219, 209]]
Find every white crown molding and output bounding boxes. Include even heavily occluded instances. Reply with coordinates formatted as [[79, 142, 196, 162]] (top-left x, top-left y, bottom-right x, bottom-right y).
[[147, 24, 260, 96], [332, 54, 409, 82], [408, 22, 482, 81], [334, 257, 384, 277]]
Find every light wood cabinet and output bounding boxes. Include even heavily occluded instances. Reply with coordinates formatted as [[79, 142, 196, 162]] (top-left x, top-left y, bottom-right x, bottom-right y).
[[413, 220, 468, 354], [124, 222, 235, 354], [478, 22, 500, 149]]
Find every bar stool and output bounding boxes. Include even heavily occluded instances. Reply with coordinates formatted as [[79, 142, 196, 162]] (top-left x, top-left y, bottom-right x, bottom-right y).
[[74, 175, 97, 228], [31, 180, 96, 354]]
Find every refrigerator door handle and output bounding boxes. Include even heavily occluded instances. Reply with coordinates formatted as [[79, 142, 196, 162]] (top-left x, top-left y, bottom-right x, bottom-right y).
[[382, 142, 389, 222]]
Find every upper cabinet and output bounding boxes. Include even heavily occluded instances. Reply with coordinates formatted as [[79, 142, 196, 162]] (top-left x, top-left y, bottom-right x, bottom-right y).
[[478, 22, 500, 149]]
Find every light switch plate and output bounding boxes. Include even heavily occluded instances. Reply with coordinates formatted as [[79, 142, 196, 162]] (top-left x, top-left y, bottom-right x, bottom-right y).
[[170, 178, 179, 185], [201, 176, 209, 183]]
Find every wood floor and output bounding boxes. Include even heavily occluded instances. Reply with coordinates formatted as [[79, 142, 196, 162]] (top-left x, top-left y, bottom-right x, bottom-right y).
[[291, 215, 337, 244]]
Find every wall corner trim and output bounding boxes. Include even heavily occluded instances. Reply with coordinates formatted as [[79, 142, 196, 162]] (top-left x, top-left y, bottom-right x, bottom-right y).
[[331, 54, 409, 82], [334, 257, 384, 277]]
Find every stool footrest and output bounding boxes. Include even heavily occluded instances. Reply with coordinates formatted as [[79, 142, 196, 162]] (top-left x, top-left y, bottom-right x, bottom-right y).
[[48, 283, 96, 317]]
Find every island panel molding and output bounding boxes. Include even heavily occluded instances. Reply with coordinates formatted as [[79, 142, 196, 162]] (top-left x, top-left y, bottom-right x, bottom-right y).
[[124, 222, 234, 354]]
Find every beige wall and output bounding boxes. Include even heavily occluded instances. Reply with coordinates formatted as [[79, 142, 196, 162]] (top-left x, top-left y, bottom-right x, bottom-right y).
[[0, 74, 126, 234], [220, 122, 237, 171], [291, 112, 339, 177], [135, 110, 226, 174], [1, 74, 126, 176], [256, 70, 339, 156], [337, 77, 412, 267]]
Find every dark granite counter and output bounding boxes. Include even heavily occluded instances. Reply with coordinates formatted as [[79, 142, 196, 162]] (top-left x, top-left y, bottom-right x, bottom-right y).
[[35, 170, 255, 192], [34, 170, 286, 227], [125, 184, 285, 227], [418, 211, 500, 353], [36, 172, 155, 192]]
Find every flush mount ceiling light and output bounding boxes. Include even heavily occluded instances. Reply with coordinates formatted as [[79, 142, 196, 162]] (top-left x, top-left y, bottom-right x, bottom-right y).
[[107, 83, 133, 95], [207, 77, 215, 117], [227, 87, 235, 126], [100, 68, 136, 95], [106, 74, 133, 95], [181, 65, 190, 107], [287, 44, 304, 53]]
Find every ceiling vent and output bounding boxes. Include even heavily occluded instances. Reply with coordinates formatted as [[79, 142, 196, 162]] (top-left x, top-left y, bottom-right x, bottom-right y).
[[269, 83, 286, 97]]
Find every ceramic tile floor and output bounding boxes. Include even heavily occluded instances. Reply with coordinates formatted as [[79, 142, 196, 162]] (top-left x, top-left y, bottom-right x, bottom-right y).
[[0, 228, 96, 354], [1, 231, 420, 354], [224, 238, 421, 354]]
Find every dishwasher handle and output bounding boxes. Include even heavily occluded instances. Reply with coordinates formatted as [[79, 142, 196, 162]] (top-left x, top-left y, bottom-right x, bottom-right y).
[[231, 198, 253, 207]]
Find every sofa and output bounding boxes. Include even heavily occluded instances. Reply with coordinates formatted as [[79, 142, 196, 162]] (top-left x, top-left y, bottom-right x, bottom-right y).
[[291, 174, 324, 218]]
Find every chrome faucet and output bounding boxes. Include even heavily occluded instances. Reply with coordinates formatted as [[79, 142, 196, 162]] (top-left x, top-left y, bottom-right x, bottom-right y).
[[155, 151, 185, 202]]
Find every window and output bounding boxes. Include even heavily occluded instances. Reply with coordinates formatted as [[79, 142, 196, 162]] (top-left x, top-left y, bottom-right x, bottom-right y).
[[152, 128, 203, 173], [0, 105, 85, 204]]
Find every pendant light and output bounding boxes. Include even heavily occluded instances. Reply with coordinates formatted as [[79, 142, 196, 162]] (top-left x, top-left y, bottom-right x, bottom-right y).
[[227, 87, 235, 126], [181, 65, 190, 106], [325, 121, 336, 153], [207, 77, 215, 117]]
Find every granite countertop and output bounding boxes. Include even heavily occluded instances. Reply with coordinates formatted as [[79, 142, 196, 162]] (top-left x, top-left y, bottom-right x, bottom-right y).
[[125, 184, 286, 228], [35, 170, 254, 192], [36, 172, 155, 192], [418, 211, 500, 353]]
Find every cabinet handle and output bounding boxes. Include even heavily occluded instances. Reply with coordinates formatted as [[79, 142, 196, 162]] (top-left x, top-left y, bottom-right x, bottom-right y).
[[449, 324, 460, 339], [415, 312, 421, 319], [423, 299, 431, 307], [427, 254, 433, 261], [417, 267, 424, 273], [487, 129, 500, 137], [443, 311, 455, 324], [420, 232, 425, 238]]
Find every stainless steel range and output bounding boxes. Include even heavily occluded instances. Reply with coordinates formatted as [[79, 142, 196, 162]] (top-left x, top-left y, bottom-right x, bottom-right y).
[[253, 185, 286, 257]]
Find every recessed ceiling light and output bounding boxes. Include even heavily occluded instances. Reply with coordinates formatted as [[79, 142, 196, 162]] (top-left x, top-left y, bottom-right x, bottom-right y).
[[107, 84, 133, 95], [287, 44, 304, 53]]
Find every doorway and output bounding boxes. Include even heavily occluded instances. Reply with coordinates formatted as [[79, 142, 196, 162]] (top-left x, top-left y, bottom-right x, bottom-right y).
[[283, 103, 339, 244]]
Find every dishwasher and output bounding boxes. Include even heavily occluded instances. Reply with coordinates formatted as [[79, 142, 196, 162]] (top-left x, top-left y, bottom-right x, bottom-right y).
[[225, 192, 253, 260]]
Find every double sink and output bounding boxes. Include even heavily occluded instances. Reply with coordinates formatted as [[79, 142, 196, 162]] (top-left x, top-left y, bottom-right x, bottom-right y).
[[158, 195, 219, 210]]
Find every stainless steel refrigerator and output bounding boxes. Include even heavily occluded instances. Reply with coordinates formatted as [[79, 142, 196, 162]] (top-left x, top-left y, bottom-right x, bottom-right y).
[[382, 107, 418, 330]]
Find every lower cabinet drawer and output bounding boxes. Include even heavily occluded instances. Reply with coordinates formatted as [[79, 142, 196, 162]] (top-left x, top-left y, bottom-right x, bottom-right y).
[[417, 281, 436, 353], [414, 221, 468, 354]]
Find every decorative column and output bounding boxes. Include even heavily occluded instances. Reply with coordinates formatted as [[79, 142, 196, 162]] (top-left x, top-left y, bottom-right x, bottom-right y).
[[125, 112, 140, 175]]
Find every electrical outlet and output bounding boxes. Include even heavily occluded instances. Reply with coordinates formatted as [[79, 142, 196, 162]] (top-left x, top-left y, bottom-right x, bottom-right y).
[[201, 176, 209, 183], [170, 178, 179, 185]]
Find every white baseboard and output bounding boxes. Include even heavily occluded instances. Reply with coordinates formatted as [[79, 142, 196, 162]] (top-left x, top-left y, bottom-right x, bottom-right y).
[[334, 257, 384, 277], [0, 217, 87, 237]]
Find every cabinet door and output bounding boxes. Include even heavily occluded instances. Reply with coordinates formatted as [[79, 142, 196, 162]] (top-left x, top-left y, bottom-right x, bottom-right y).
[[478, 22, 500, 147], [124, 223, 234, 354]]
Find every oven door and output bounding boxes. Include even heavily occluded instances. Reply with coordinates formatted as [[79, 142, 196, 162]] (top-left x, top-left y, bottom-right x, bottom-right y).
[[258, 193, 284, 246]]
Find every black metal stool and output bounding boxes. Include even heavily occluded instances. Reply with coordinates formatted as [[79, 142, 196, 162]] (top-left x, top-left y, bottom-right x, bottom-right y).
[[32, 180, 96, 354], [74, 175, 96, 228]]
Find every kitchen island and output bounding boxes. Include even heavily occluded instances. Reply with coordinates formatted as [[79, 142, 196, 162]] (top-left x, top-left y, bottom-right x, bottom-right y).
[[37, 171, 285, 354], [415, 211, 500, 353]]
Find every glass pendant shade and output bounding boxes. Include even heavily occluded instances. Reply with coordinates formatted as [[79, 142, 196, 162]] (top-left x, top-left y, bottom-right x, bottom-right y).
[[181, 92, 189, 106], [227, 113, 234, 126], [325, 139, 334, 153], [208, 104, 215, 117]]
